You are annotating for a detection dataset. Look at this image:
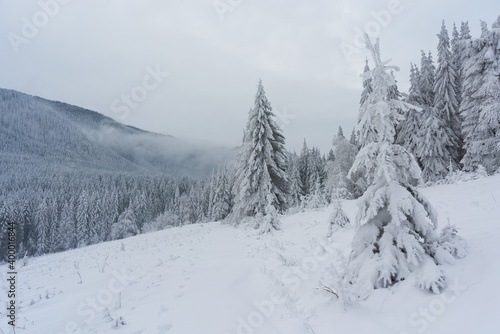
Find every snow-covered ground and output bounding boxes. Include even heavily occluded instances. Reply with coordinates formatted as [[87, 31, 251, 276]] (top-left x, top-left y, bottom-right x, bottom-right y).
[[2, 175, 500, 334]]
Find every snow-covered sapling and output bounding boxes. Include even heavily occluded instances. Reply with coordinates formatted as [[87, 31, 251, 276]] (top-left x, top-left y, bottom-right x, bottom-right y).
[[344, 35, 466, 301], [327, 200, 350, 237]]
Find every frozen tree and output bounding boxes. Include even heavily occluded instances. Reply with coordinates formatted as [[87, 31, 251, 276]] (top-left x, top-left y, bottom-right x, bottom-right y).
[[416, 107, 459, 182], [350, 128, 358, 147], [451, 23, 463, 107], [434, 21, 462, 166], [461, 19, 500, 173], [326, 127, 358, 199], [360, 59, 373, 106], [211, 166, 232, 221], [327, 200, 350, 237], [298, 140, 311, 196], [287, 155, 303, 208], [396, 63, 424, 163], [387, 71, 402, 101], [76, 191, 91, 247], [303, 174, 327, 210], [420, 51, 436, 107], [232, 80, 289, 222], [256, 194, 281, 233], [345, 35, 463, 301], [110, 208, 139, 240], [35, 197, 50, 254]]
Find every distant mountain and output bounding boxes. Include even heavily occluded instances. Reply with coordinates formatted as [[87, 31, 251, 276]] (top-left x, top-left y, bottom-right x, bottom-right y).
[[0, 88, 237, 177]]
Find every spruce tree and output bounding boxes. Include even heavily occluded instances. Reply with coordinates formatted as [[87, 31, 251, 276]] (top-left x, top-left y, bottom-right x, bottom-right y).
[[360, 59, 373, 106], [345, 36, 463, 300], [232, 80, 289, 221], [287, 155, 303, 208], [461, 19, 500, 173], [396, 63, 424, 165], [451, 23, 463, 106], [298, 139, 311, 196], [434, 21, 462, 166]]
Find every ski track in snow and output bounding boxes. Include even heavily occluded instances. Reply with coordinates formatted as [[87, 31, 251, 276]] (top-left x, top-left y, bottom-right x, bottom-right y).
[[1, 175, 500, 334]]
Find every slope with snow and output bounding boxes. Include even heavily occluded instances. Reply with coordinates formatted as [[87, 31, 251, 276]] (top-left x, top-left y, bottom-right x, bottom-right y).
[[1, 175, 499, 334]]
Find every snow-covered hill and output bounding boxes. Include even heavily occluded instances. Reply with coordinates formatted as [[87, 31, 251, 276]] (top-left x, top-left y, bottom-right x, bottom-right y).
[[0, 88, 236, 177], [2, 175, 499, 334]]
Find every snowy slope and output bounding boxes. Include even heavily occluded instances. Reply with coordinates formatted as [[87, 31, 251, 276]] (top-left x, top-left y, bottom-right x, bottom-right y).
[[1, 175, 500, 334]]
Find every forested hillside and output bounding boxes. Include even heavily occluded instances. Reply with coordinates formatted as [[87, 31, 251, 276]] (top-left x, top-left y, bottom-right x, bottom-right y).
[[0, 88, 236, 176]]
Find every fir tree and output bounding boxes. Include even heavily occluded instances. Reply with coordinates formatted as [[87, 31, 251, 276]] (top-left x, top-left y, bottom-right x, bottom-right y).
[[396, 63, 424, 164], [345, 36, 463, 300], [461, 19, 500, 173], [287, 155, 303, 208], [434, 20, 462, 166], [360, 59, 373, 106], [298, 139, 311, 196], [327, 200, 350, 237], [350, 128, 358, 147], [420, 51, 436, 107], [327, 127, 358, 199], [232, 80, 289, 221], [416, 107, 459, 182]]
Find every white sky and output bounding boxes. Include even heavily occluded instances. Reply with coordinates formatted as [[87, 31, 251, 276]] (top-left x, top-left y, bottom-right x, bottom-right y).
[[0, 0, 498, 153]]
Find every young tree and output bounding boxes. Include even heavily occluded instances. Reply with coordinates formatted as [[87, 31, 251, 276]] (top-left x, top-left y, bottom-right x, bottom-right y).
[[327, 200, 350, 237], [232, 80, 289, 221], [345, 35, 463, 300]]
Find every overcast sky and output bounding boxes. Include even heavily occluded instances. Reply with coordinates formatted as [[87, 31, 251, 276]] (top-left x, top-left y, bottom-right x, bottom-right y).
[[0, 0, 498, 153]]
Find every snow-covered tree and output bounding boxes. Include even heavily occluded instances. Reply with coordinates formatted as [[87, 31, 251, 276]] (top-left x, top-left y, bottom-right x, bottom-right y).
[[256, 194, 281, 233], [298, 140, 311, 196], [211, 166, 232, 221], [420, 51, 436, 107], [232, 80, 289, 221], [326, 127, 358, 199], [345, 35, 463, 301], [35, 197, 50, 254], [451, 23, 463, 107], [302, 174, 327, 210], [327, 199, 350, 237], [287, 154, 303, 208], [360, 59, 373, 106], [434, 21, 462, 166], [416, 107, 459, 182], [110, 208, 139, 240], [461, 19, 500, 173], [396, 63, 423, 163], [349, 127, 358, 147]]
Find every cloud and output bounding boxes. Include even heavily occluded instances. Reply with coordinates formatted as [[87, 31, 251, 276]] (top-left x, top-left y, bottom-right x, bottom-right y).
[[0, 0, 498, 153]]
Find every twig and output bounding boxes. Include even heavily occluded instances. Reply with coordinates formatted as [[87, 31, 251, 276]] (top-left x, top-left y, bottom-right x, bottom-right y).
[[323, 286, 339, 298]]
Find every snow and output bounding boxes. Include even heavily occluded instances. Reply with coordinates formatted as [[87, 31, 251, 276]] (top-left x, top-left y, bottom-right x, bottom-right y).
[[2, 175, 500, 334]]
